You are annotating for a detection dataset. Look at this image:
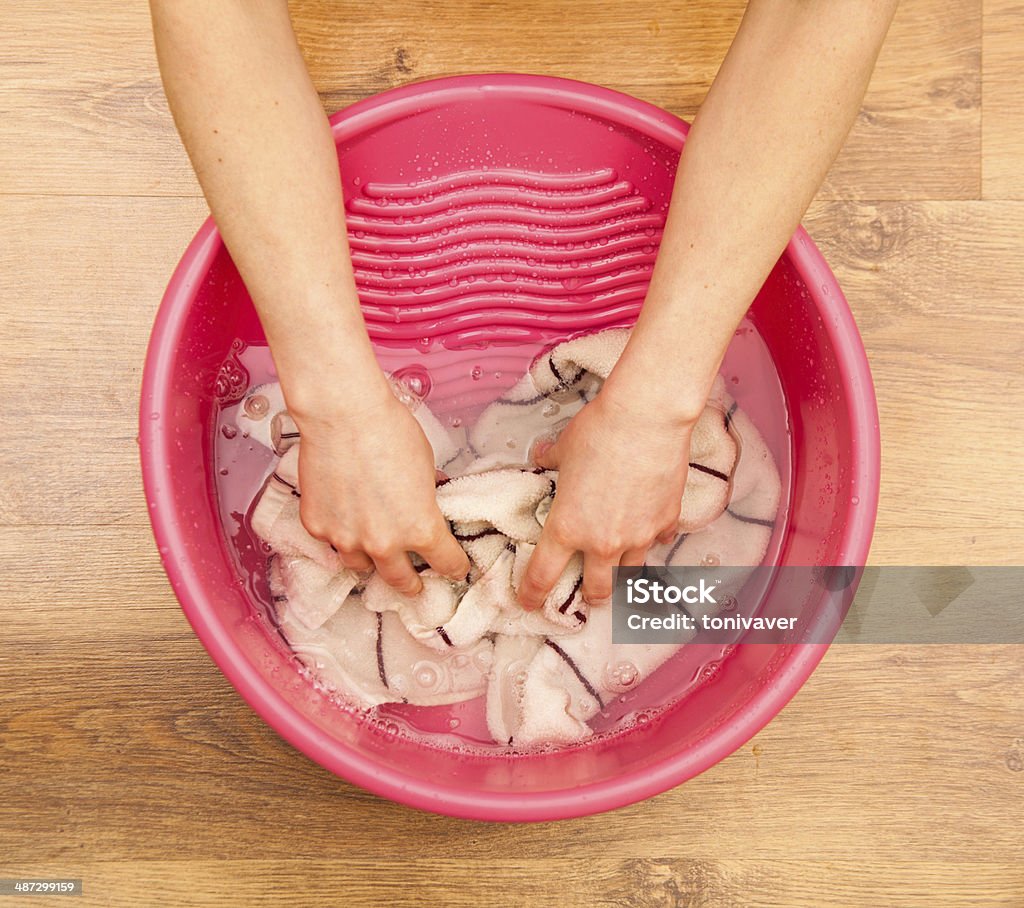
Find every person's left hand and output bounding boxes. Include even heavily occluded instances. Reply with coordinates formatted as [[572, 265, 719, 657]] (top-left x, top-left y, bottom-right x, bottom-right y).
[[517, 382, 697, 610]]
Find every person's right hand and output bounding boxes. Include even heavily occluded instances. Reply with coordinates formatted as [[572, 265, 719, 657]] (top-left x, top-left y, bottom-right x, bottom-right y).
[[292, 389, 471, 597]]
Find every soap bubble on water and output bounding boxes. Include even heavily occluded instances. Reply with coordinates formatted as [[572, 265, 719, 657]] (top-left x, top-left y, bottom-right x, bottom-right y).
[[413, 661, 440, 689], [243, 394, 269, 419], [603, 660, 639, 693]]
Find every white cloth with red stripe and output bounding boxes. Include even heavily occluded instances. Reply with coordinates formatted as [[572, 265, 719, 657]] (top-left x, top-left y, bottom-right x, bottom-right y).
[[242, 327, 781, 746]]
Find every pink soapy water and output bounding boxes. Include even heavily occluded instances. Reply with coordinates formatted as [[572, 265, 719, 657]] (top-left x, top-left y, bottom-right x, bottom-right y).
[[211, 320, 792, 755]]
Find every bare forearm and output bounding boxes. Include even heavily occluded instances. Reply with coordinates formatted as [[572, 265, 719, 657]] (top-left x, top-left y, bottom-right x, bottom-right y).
[[610, 0, 899, 419], [149, 0, 389, 419]]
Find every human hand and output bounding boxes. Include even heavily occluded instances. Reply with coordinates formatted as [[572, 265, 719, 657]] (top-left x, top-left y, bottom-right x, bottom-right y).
[[517, 381, 697, 610], [293, 388, 471, 597]]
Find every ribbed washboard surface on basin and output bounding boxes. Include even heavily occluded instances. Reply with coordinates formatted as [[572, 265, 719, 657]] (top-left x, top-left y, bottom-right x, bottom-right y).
[[345, 166, 667, 415]]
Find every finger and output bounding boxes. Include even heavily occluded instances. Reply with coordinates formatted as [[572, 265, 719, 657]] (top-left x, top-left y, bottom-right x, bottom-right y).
[[583, 553, 619, 605], [518, 536, 574, 611], [619, 546, 649, 568], [332, 546, 374, 573], [532, 436, 561, 470], [421, 527, 472, 581], [656, 525, 678, 545], [372, 551, 424, 597]]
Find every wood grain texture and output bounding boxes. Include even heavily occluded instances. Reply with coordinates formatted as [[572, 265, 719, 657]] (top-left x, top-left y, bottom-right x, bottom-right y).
[[982, 0, 1024, 198], [0, 0, 981, 199], [2, 637, 1023, 860], [803, 201, 1024, 535], [0, 861, 1022, 908], [1, 1, 1022, 906], [0, 195, 207, 526]]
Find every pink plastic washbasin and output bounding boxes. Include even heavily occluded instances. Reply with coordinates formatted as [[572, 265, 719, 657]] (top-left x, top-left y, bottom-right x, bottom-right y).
[[139, 73, 880, 822]]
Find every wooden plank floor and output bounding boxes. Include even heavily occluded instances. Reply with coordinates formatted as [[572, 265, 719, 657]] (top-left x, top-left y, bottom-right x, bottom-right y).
[[2, 1, 1022, 905]]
